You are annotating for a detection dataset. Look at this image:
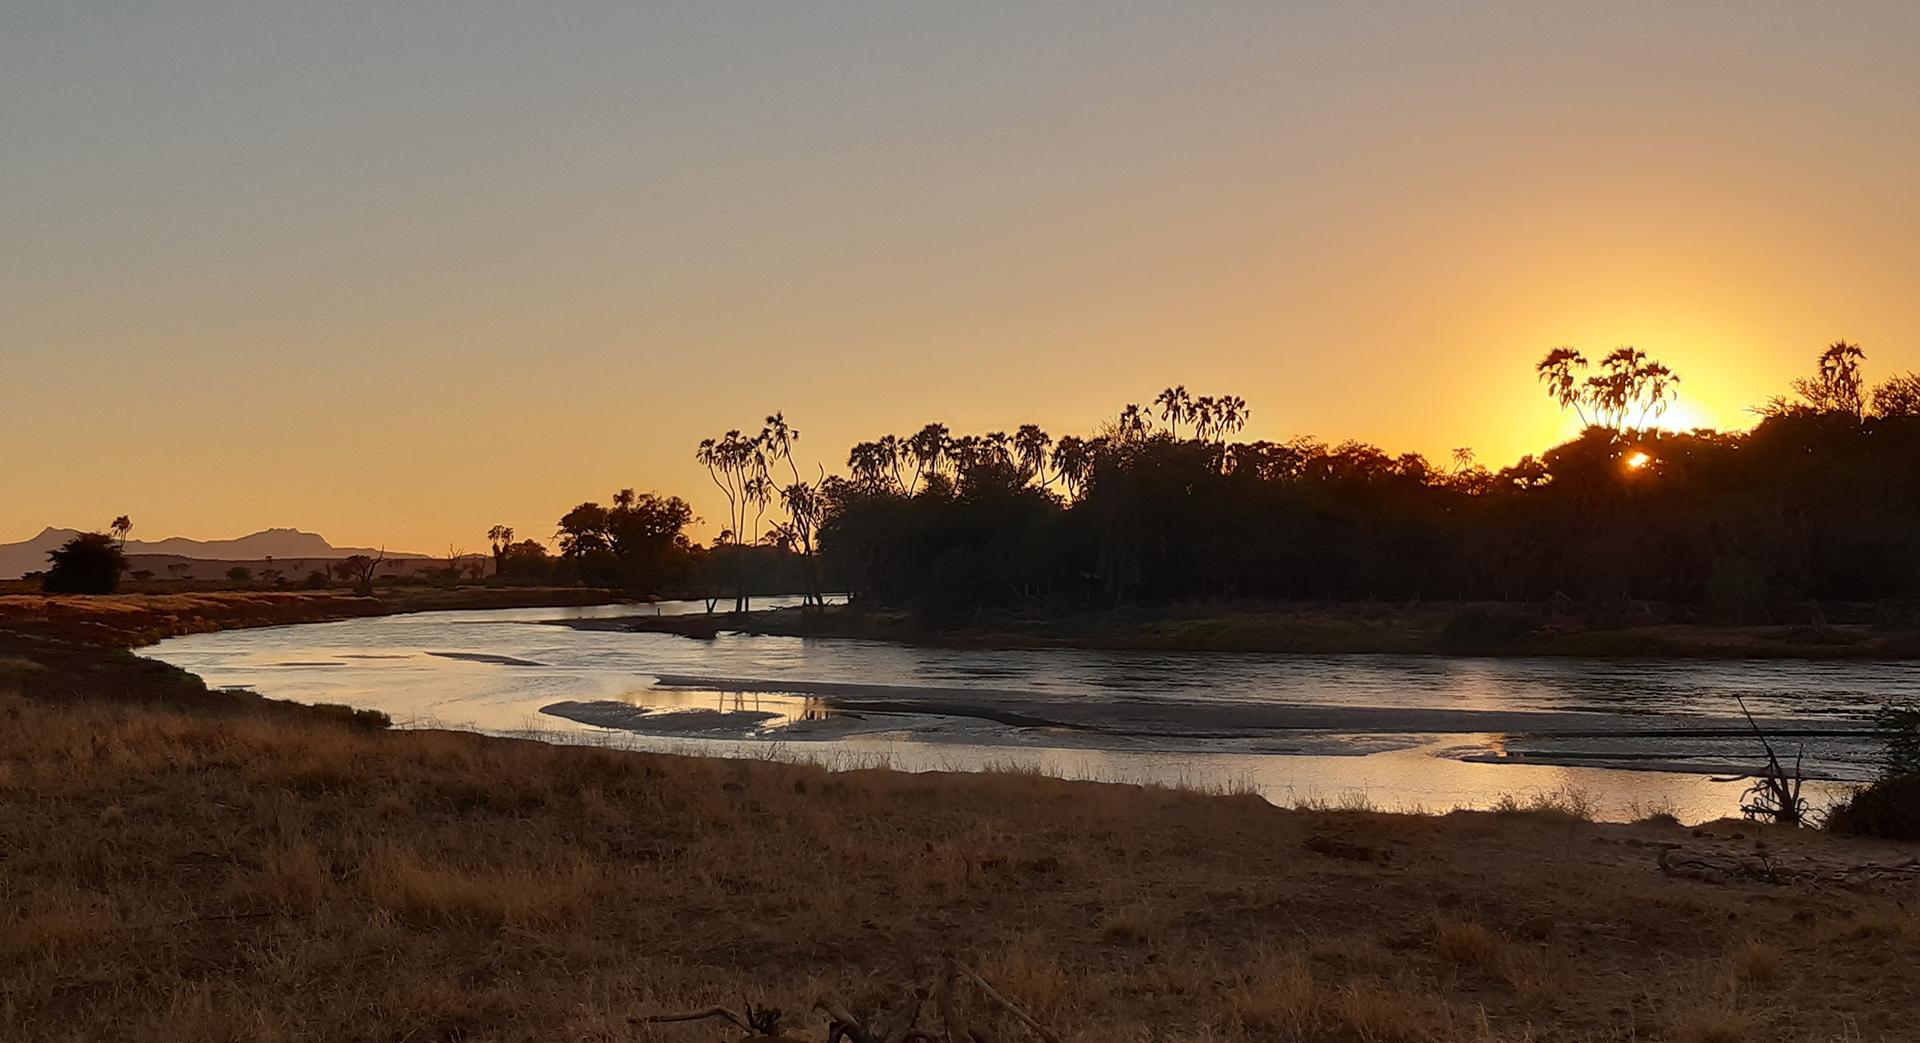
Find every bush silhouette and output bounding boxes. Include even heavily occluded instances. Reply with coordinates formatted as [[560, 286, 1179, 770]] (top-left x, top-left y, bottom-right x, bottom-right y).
[[42, 533, 127, 594]]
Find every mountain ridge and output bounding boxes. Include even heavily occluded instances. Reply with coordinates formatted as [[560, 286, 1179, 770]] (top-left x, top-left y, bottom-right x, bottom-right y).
[[0, 527, 428, 579]]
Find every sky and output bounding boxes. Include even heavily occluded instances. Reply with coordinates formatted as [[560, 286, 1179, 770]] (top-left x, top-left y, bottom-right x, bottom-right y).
[[4, 2, 1918, 551]]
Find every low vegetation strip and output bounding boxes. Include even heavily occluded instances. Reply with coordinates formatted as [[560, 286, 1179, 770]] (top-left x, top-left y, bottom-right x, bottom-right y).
[[4, 687, 1919, 1041], [722, 601, 1920, 660], [0, 587, 623, 648]]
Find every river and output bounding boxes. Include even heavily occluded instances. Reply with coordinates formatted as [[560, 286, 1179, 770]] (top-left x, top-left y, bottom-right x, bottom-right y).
[[143, 599, 1920, 823]]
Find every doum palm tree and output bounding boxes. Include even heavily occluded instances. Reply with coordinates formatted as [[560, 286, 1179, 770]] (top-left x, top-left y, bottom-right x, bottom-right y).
[[1153, 386, 1191, 439]]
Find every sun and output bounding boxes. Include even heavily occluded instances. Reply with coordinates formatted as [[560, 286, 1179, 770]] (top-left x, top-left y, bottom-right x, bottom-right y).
[[1624, 451, 1652, 470], [1650, 399, 1714, 433]]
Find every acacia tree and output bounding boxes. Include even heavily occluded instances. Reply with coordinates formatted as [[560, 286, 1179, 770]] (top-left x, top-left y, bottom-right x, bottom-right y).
[[338, 550, 385, 596], [1871, 371, 1920, 418], [557, 492, 695, 590]]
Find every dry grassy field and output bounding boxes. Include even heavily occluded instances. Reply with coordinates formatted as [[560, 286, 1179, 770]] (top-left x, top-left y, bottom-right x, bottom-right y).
[[4, 678, 1919, 1042]]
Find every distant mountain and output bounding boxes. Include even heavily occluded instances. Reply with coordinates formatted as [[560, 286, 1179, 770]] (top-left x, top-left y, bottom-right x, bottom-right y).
[[0, 527, 426, 579]]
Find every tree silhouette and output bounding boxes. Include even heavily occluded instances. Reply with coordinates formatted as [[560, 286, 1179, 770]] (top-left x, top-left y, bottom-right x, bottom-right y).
[[1871, 371, 1920, 418], [812, 352, 1920, 613], [1013, 424, 1052, 486], [487, 525, 515, 576], [337, 551, 384, 596], [557, 491, 696, 592], [1153, 386, 1191, 439], [1538, 346, 1680, 434], [43, 533, 126, 594], [904, 423, 949, 493], [1051, 436, 1092, 500], [1536, 347, 1591, 426], [109, 515, 132, 548]]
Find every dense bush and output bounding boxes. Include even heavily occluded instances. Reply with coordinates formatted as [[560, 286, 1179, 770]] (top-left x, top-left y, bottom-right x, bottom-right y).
[[42, 533, 126, 594], [1826, 701, 1920, 840], [1824, 775, 1920, 840]]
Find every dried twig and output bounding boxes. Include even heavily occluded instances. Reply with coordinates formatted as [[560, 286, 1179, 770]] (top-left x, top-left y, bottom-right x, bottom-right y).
[[949, 961, 1063, 1043]]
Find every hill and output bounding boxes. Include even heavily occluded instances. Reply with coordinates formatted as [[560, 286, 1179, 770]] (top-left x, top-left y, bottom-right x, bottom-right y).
[[0, 526, 425, 579]]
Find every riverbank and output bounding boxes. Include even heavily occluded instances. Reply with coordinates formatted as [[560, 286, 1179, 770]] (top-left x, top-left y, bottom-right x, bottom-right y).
[[646, 601, 1920, 660], [7, 680, 1920, 1042], [0, 586, 627, 648], [6, 597, 1920, 1038]]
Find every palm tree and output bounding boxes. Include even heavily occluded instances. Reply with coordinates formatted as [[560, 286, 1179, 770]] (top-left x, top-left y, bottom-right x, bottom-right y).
[[1588, 347, 1650, 430], [876, 434, 905, 491], [1637, 362, 1681, 429], [1116, 404, 1150, 443], [110, 515, 132, 548], [1013, 424, 1052, 485], [1813, 340, 1867, 418], [905, 423, 949, 492], [1190, 396, 1218, 441], [983, 431, 1013, 468], [486, 525, 514, 576], [698, 428, 770, 613], [1536, 347, 1591, 426], [1153, 386, 1191, 438], [1214, 395, 1248, 441], [848, 441, 890, 489], [763, 411, 802, 484], [1051, 436, 1092, 499]]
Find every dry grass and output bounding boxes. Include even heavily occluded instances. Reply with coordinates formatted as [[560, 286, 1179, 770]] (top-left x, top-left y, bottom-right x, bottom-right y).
[[3, 691, 1919, 1042]]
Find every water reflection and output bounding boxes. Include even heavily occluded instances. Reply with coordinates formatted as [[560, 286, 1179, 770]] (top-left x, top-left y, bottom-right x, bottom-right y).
[[142, 598, 1913, 824], [617, 686, 840, 727]]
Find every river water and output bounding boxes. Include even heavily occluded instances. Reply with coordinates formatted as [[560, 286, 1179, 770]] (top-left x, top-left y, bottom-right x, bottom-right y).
[[143, 600, 1919, 823]]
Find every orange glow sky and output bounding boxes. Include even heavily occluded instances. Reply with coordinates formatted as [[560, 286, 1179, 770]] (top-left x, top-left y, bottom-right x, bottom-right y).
[[4, 4, 1917, 551]]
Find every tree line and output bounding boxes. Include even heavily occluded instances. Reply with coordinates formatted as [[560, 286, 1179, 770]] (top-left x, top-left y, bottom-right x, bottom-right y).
[[38, 342, 1920, 612], [815, 343, 1920, 614]]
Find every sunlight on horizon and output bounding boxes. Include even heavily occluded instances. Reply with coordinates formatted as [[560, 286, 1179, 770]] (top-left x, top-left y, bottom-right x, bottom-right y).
[[2, 4, 1917, 549]]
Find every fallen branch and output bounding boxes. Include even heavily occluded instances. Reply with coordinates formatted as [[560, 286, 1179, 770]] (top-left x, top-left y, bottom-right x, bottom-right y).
[[950, 961, 1064, 1043], [635, 1006, 750, 1032]]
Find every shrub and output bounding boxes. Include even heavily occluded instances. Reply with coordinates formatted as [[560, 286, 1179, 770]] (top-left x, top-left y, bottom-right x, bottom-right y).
[[1825, 774, 1920, 840], [1875, 701, 1920, 777], [42, 534, 126, 594], [308, 703, 393, 730], [225, 566, 253, 583]]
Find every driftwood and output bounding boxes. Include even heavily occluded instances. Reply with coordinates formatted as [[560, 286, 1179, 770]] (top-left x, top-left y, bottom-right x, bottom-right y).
[[635, 959, 1058, 1043], [1734, 695, 1807, 826]]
